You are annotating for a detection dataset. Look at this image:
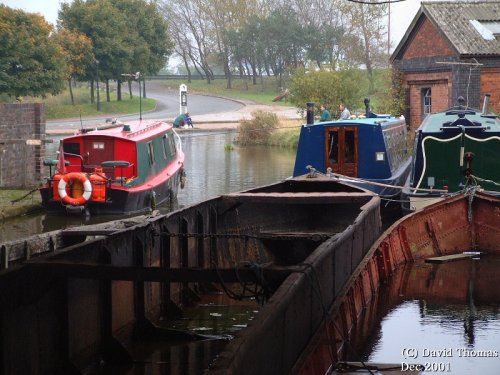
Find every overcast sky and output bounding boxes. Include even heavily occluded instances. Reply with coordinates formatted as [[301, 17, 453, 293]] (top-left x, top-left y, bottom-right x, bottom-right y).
[[1, 0, 422, 53]]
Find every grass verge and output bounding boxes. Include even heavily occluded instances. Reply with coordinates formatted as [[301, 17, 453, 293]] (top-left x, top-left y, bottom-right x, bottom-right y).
[[158, 77, 291, 106]]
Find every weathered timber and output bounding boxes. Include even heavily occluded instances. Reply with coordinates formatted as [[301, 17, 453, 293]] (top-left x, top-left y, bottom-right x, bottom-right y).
[[425, 252, 479, 263], [27, 261, 293, 284], [61, 229, 120, 236], [222, 191, 373, 204], [332, 362, 422, 374], [0, 177, 384, 375]]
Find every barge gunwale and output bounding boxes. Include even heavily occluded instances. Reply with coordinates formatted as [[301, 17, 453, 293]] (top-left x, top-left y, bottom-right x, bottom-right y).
[[292, 190, 500, 375], [0, 177, 382, 375]]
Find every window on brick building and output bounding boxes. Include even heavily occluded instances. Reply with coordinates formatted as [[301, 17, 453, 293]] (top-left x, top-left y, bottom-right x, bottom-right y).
[[422, 88, 432, 115]]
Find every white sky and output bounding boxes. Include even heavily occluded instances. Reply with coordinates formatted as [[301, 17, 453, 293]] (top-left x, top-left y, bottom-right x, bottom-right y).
[[0, 0, 422, 52]]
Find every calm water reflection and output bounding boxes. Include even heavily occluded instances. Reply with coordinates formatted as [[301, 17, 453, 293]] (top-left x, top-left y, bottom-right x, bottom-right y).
[[0, 131, 296, 242], [352, 256, 500, 374]]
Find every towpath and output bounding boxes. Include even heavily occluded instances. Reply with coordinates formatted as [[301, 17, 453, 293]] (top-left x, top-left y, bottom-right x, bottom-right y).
[[46, 81, 302, 134]]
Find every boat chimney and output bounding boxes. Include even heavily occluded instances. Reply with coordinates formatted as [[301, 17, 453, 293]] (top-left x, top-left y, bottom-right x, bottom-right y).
[[306, 102, 315, 125], [364, 97, 370, 118], [482, 93, 491, 115]]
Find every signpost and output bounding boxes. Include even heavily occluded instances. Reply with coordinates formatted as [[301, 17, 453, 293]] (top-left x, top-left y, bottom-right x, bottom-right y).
[[179, 84, 187, 114]]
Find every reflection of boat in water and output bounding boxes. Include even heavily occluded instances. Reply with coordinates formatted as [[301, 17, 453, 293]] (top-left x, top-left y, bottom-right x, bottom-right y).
[[401, 95, 500, 213], [39, 119, 185, 215], [293, 100, 411, 199], [343, 257, 500, 375], [293, 189, 500, 374]]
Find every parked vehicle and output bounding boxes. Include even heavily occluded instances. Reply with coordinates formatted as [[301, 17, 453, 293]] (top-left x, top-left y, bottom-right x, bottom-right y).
[[40, 119, 185, 215], [401, 95, 500, 213]]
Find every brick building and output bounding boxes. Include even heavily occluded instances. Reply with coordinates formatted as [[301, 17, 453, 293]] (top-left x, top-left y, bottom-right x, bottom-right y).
[[390, 0, 500, 130], [0, 103, 45, 188]]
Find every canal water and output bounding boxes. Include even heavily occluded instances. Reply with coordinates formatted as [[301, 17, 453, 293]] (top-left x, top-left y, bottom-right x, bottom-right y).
[[347, 255, 500, 374], [0, 130, 297, 241]]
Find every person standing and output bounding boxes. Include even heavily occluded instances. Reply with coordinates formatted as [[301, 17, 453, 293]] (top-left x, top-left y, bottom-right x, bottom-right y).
[[319, 104, 331, 122], [339, 103, 351, 120]]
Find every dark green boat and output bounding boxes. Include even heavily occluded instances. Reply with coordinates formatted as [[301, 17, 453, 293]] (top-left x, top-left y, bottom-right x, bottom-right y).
[[402, 95, 500, 213]]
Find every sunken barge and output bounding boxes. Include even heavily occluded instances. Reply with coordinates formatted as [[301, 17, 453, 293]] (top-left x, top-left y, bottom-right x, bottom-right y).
[[0, 177, 382, 374]]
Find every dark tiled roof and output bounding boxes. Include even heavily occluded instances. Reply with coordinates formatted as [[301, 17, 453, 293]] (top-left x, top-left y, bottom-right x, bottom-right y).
[[391, 0, 500, 60], [423, 0, 500, 56]]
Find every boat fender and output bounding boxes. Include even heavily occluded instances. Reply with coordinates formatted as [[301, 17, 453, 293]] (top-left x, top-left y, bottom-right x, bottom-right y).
[[58, 172, 92, 206], [180, 169, 187, 189]]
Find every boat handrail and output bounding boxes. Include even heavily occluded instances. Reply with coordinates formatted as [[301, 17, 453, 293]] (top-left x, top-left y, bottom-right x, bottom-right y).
[[125, 121, 163, 138], [173, 129, 183, 153]]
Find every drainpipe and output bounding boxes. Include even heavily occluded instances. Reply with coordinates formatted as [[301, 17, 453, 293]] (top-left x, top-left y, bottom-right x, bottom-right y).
[[364, 97, 370, 117], [482, 93, 491, 115], [306, 102, 315, 125]]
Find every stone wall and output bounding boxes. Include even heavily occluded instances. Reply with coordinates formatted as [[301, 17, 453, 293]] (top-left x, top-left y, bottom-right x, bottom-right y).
[[0, 103, 45, 188]]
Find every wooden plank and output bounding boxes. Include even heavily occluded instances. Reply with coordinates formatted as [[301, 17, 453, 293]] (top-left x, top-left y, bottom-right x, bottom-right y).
[[258, 231, 335, 241], [222, 192, 372, 204], [332, 362, 422, 374], [61, 229, 119, 236], [26, 261, 293, 283], [425, 252, 479, 264]]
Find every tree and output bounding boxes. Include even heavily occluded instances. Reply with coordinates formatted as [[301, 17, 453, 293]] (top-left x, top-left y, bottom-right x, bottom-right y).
[[0, 5, 66, 100], [161, 0, 215, 83], [344, 2, 389, 93], [288, 68, 364, 115], [53, 29, 94, 105], [109, 0, 173, 99], [59, 0, 134, 103]]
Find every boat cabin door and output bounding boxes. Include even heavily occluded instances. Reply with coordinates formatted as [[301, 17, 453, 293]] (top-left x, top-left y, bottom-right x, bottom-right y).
[[325, 127, 359, 177], [83, 138, 115, 169]]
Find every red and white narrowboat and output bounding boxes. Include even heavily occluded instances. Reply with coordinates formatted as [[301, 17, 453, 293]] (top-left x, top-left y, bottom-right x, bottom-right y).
[[40, 119, 185, 215]]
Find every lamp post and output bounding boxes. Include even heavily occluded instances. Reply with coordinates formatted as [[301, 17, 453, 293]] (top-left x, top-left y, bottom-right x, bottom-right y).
[[136, 72, 142, 120], [96, 59, 101, 112], [121, 72, 142, 120]]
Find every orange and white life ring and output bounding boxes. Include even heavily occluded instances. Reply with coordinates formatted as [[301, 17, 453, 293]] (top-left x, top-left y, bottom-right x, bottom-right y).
[[58, 172, 92, 206]]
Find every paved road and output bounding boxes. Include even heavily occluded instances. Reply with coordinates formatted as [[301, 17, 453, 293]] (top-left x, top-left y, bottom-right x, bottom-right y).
[[46, 80, 244, 132]]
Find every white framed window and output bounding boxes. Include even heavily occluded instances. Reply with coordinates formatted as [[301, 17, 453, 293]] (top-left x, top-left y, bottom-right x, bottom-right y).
[[93, 142, 105, 149], [423, 88, 432, 115]]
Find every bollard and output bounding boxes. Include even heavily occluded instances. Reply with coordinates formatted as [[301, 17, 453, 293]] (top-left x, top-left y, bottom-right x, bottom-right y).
[[306, 102, 315, 125]]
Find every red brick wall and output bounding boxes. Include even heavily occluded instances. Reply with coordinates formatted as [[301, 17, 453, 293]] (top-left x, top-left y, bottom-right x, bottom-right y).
[[480, 67, 500, 114], [405, 72, 452, 130], [403, 18, 455, 60], [0, 103, 46, 187]]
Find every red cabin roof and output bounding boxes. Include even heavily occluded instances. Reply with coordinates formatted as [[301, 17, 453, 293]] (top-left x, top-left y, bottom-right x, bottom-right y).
[[65, 120, 173, 143]]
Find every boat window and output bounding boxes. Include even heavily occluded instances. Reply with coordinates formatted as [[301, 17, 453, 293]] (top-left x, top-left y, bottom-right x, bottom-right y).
[[93, 142, 105, 149], [147, 142, 155, 165], [162, 136, 168, 160], [345, 130, 355, 163], [168, 133, 177, 157], [423, 88, 432, 115], [162, 133, 177, 159], [63, 142, 80, 155], [328, 131, 338, 163]]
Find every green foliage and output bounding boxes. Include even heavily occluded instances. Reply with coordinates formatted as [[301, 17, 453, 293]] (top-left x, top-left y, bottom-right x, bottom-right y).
[[389, 68, 406, 116], [288, 68, 364, 115], [42, 86, 155, 119], [268, 128, 301, 149], [158, 78, 289, 106], [59, 0, 172, 83], [238, 110, 279, 145], [53, 29, 95, 81], [0, 5, 66, 99]]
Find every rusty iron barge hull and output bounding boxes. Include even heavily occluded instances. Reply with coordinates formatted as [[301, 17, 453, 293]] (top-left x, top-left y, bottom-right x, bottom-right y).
[[292, 190, 500, 375], [0, 177, 382, 375]]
